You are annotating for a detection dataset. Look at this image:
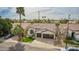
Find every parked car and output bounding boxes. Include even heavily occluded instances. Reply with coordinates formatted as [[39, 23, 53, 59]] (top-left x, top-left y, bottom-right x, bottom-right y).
[[61, 47, 79, 51], [4, 34, 14, 39], [68, 48, 79, 51], [68, 47, 79, 51]]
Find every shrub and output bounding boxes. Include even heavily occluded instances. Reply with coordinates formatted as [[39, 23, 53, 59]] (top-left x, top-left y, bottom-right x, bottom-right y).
[[64, 38, 79, 46], [0, 41, 3, 43], [11, 25, 24, 36], [22, 36, 34, 43], [66, 36, 72, 40], [0, 18, 12, 37]]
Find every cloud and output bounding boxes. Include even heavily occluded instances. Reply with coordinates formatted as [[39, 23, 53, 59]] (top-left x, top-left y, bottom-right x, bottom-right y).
[[0, 7, 79, 19]]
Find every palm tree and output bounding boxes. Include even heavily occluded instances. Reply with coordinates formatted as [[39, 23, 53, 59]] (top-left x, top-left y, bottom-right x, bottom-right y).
[[66, 14, 71, 37], [16, 7, 25, 26], [65, 14, 71, 49], [16, 7, 25, 41]]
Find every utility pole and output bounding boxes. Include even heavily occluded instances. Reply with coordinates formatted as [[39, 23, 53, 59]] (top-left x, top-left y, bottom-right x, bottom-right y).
[[65, 14, 71, 50], [38, 10, 40, 20], [67, 14, 71, 35], [68, 14, 71, 20]]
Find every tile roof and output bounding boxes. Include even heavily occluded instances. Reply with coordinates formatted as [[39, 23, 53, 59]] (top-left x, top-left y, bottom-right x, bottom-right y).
[[69, 24, 79, 31], [13, 23, 79, 32]]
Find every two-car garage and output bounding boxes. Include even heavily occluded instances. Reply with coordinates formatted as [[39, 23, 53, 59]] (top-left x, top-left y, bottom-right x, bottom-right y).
[[28, 28, 55, 40], [36, 31, 55, 39], [43, 34, 54, 39]]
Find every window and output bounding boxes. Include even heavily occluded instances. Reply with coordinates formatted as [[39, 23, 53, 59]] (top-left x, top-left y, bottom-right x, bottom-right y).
[[43, 34, 54, 39], [30, 30, 34, 34], [37, 33, 41, 37], [71, 32, 75, 38]]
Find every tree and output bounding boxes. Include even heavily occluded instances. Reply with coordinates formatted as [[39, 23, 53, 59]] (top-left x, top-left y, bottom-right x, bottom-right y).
[[16, 7, 25, 41], [55, 22, 60, 39], [0, 18, 12, 37], [60, 19, 69, 24], [54, 22, 62, 46], [11, 25, 24, 41], [65, 14, 71, 49], [16, 7, 25, 25]]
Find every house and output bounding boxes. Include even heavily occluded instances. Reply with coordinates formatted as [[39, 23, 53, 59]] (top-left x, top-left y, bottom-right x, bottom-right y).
[[13, 23, 31, 29], [13, 23, 79, 43], [28, 23, 56, 40], [27, 23, 67, 40], [68, 24, 79, 41]]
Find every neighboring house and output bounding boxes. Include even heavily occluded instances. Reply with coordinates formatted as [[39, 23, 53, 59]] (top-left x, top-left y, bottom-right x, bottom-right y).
[[68, 24, 79, 41], [13, 23, 31, 29], [69, 20, 76, 24]]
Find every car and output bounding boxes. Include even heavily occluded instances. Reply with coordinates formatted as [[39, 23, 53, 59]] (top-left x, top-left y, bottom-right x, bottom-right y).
[[4, 34, 14, 39], [60, 47, 79, 51], [67, 47, 79, 51], [68, 49, 79, 51]]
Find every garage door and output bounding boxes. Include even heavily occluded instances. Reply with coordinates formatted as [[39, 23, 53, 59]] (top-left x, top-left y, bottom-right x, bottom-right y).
[[43, 34, 54, 39]]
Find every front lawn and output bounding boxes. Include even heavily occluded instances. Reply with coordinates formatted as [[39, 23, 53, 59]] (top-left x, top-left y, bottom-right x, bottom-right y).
[[0, 40, 3, 43], [22, 37, 34, 43], [64, 38, 79, 47]]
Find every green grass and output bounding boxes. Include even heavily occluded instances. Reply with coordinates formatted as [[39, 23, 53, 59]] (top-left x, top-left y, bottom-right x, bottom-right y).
[[0, 41, 3, 43], [22, 37, 34, 43], [64, 39, 79, 46]]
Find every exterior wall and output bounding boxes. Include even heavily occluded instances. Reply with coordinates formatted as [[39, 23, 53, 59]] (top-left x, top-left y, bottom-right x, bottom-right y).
[[68, 30, 79, 41], [35, 31, 55, 40], [68, 30, 72, 37], [75, 35, 79, 41], [27, 28, 35, 37], [28, 28, 55, 40]]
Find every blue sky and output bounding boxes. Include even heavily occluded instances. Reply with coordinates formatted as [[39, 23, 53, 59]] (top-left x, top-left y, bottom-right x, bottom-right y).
[[0, 7, 79, 20]]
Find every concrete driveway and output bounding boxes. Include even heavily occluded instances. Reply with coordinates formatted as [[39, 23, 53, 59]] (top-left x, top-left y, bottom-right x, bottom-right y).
[[24, 40, 62, 51], [0, 37, 61, 51]]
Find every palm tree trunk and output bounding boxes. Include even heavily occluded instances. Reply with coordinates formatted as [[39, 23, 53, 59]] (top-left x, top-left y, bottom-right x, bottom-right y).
[[66, 20, 69, 39], [18, 14, 22, 41], [19, 14, 21, 26]]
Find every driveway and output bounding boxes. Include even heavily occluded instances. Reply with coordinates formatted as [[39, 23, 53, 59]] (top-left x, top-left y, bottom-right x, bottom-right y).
[[24, 40, 62, 50], [0, 37, 62, 51]]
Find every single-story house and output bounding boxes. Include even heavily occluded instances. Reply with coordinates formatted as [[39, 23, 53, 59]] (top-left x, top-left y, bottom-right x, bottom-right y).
[[27, 23, 66, 40], [68, 24, 79, 41], [13, 23, 79, 41]]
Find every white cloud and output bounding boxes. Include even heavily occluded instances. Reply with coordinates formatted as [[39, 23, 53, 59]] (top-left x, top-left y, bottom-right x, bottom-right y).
[[0, 7, 79, 20]]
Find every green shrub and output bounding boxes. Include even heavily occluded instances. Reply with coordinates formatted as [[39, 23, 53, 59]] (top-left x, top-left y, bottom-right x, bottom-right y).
[[11, 25, 24, 35], [64, 38, 79, 46], [0, 41, 3, 43], [66, 36, 72, 40], [0, 18, 12, 37], [22, 36, 34, 43]]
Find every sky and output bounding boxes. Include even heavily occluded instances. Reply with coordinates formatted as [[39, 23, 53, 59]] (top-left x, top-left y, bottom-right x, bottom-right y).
[[0, 7, 79, 20]]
